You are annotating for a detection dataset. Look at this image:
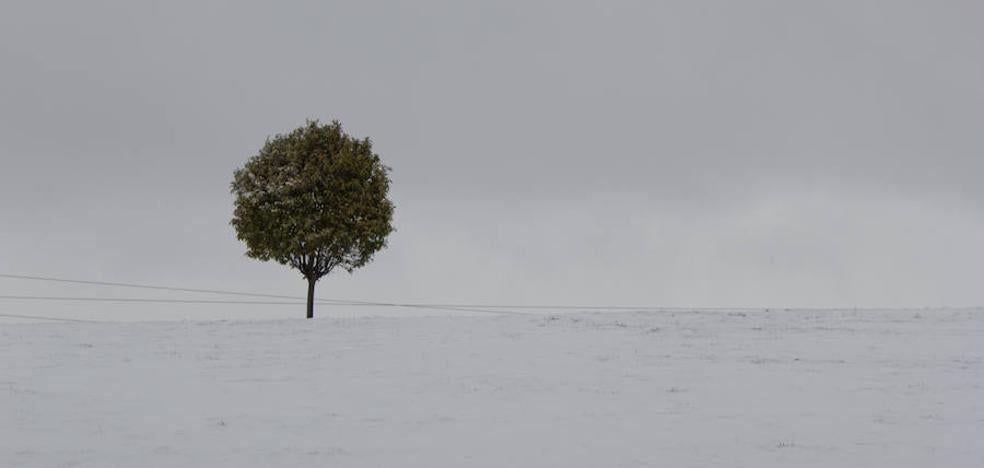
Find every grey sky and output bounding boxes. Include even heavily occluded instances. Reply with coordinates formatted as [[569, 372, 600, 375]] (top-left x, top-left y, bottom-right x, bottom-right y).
[[2, 0, 982, 318]]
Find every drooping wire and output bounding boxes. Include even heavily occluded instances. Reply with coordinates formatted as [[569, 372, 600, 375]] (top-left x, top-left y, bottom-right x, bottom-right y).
[[0, 274, 530, 316], [0, 295, 306, 305], [0, 273, 355, 304], [4, 273, 967, 316], [0, 273, 710, 312], [0, 312, 102, 323]]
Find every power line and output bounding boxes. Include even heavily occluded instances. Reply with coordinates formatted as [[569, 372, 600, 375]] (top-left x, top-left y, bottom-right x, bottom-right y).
[[371, 303, 745, 311], [0, 273, 358, 304], [0, 273, 584, 314], [0, 274, 524, 314], [0, 295, 532, 316], [4, 273, 975, 315], [0, 272, 534, 315], [0, 273, 724, 312], [0, 312, 102, 323], [347, 301, 535, 316], [0, 295, 307, 305]]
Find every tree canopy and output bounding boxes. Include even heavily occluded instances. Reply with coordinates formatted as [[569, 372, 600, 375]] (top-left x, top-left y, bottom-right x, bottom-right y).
[[230, 120, 394, 317]]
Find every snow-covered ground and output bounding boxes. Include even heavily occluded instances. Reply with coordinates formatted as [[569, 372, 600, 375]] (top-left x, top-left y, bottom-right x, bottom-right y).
[[2, 309, 982, 467]]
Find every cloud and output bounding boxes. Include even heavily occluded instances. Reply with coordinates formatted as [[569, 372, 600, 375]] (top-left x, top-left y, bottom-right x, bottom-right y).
[[1, 0, 981, 312]]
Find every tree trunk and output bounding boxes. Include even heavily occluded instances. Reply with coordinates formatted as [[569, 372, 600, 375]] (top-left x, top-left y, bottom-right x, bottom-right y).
[[306, 277, 316, 319]]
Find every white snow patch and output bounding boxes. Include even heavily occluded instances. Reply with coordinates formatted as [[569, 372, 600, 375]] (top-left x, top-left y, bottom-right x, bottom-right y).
[[2, 309, 982, 467]]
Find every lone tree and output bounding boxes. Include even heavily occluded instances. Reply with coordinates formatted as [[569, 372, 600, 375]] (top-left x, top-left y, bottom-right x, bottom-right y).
[[231, 120, 394, 318]]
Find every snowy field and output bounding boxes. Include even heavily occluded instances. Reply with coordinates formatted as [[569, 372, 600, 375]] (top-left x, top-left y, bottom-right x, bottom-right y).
[[2, 308, 982, 467]]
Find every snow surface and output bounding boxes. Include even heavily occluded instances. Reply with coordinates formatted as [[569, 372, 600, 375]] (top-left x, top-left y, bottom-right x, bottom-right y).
[[2, 309, 982, 467]]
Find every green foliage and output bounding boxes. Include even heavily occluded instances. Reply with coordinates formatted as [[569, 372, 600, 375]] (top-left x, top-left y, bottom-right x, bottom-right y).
[[230, 120, 394, 282]]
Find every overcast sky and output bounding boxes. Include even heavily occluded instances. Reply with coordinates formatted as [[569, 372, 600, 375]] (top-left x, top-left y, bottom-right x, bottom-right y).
[[1, 0, 982, 319]]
